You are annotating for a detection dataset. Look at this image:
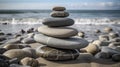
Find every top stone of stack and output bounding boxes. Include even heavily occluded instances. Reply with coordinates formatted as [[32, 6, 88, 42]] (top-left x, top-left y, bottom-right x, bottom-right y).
[[50, 6, 69, 18], [52, 6, 66, 11]]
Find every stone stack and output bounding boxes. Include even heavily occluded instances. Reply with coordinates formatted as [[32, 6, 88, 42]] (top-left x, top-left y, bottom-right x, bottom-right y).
[[34, 6, 89, 61]]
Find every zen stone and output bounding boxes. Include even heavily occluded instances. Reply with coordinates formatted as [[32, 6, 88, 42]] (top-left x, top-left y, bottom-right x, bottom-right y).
[[34, 34, 89, 49], [50, 11, 69, 17], [38, 26, 78, 38], [5, 38, 21, 44], [42, 18, 74, 27], [3, 49, 32, 60], [52, 6, 66, 11], [36, 45, 79, 61]]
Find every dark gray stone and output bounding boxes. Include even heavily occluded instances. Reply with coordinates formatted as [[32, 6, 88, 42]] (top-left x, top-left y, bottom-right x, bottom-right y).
[[38, 26, 78, 38], [36, 45, 79, 61], [34, 34, 89, 49], [52, 6, 66, 11], [50, 11, 69, 17], [95, 52, 111, 59], [101, 46, 120, 55], [42, 18, 74, 27], [112, 54, 120, 62]]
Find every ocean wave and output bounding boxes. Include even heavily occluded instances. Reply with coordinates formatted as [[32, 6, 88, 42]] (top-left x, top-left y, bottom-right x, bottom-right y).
[[0, 18, 120, 25]]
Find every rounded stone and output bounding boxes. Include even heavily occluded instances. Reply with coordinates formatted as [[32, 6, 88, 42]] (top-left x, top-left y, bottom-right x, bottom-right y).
[[78, 32, 85, 38], [20, 57, 39, 67], [21, 38, 36, 44], [104, 27, 113, 33], [22, 47, 36, 58], [94, 29, 101, 33], [36, 45, 79, 61], [81, 43, 100, 54], [42, 18, 74, 27], [101, 46, 120, 55], [110, 37, 120, 42], [109, 32, 119, 39], [34, 34, 89, 49], [95, 52, 111, 59], [38, 26, 78, 38], [52, 6, 66, 11], [92, 40, 111, 46], [99, 35, 109, 41], [5, 38, 21, 44], [78, 53, 93, 60], [112, 54, 120, 62], [108, 42, 120, 47], [3, 49, 32, 60], [0, 32, 5, 35], [50, 11, 69, 17], [3, 44, 21, 50], [0, 36, 6, 41]]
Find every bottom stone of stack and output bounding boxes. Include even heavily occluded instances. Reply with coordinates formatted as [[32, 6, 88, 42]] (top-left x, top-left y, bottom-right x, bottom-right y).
[[36, 45, 79, 61]]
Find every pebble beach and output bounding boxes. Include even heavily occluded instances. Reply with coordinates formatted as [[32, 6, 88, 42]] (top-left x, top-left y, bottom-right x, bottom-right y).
[[0, 6, 120, 67]]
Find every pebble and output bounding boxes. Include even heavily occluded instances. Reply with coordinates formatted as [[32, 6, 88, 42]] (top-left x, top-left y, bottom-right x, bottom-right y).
[[104, 27, 113, 33], [81, 43, 100, 54], [3, 49, 32, 60], [95, 52, 111, 59], [20, 57, 39, 67], [78, 32, 85, 38]]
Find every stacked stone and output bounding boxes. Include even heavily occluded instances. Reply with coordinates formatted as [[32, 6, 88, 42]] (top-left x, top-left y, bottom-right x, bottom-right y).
[[34, 6, 89, 61]]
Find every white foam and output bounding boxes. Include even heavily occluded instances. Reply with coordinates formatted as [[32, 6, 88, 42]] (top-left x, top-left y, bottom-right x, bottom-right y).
[[0, 18, 120, 25]]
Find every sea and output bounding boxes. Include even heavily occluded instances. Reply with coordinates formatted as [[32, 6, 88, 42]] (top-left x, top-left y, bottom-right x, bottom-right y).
[[0, 10, 120, 24]]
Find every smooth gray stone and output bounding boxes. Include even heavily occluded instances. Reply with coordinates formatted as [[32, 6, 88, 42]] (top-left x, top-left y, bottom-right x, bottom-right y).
[[42, 18, 74, 27], [50, 11, 69, 17], [9, 58, 19, 64], [110, 37, 120, 42], [52, 6, 66, 11], [34, 34, 89, 49], [36, 45, 79, 61], [5, 38, 21, 44], [95, 52, 111, 59], [38, 26, 78, 38], [21, 38, 36, 44], [101, 46, 120, 55]]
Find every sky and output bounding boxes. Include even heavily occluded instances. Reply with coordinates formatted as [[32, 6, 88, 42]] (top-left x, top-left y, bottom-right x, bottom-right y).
[[0, 0, 120, 10]]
